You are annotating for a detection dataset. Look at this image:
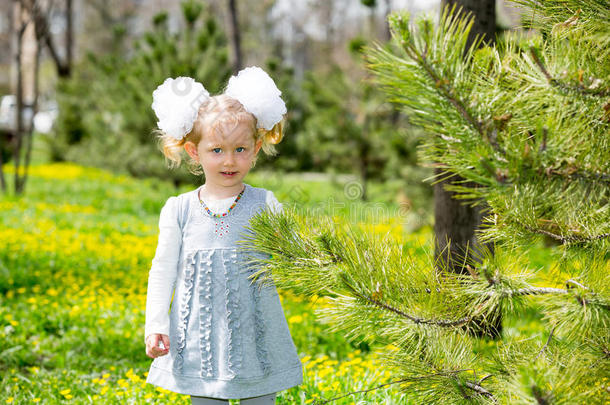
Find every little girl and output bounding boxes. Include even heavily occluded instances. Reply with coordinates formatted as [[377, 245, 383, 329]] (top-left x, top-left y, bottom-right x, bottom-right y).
[[144, 67, 303, 404]]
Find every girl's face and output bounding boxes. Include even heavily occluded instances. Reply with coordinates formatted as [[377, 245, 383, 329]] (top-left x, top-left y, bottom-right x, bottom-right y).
[[185, 121, 262, 197]]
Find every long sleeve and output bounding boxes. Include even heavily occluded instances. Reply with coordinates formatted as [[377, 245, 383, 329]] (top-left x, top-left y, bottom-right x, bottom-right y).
[[265, 190, 283, 214], [144, 196, 182, 343]]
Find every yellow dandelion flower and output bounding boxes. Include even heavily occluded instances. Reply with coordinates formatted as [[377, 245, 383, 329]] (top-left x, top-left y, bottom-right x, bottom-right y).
[[288, 315, 303, 324], [318, 368, 333, 379]]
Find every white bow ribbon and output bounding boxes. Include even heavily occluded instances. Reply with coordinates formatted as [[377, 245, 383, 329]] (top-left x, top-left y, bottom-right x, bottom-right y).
[[151, 66, 286, 140]]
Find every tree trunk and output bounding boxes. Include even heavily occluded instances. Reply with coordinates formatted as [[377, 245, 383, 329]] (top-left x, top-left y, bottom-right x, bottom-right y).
[[227, 0, 242, 73], [441, 0, 496, 47], [369, 6, 376, 39], [433, 170, 495, 273], [434, 0, 499, 338], [66, 0, 73, 69], [12, 0, 26, 195], [384, 0, 392, 41], [6, 0, 49, 195], [29, 0, 71, 77], [0, 140, 5, 191], [18, 3, 42, 194]]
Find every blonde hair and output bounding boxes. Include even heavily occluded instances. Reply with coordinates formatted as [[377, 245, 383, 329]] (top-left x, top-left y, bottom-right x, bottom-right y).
[[155, 93, 284, 176]]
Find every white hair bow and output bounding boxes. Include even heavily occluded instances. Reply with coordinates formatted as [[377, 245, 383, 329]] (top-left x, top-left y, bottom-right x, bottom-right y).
[[151, 66, 286, 140], [224, 66, 287, 131], [151, 77, 210, 141]]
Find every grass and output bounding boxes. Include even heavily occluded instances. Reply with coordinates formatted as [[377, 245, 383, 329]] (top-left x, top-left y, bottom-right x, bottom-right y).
[[0, 160, 558, 404]]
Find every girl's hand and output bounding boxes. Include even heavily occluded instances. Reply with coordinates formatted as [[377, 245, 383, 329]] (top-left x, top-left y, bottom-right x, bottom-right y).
[[146, 333, 170, 359]]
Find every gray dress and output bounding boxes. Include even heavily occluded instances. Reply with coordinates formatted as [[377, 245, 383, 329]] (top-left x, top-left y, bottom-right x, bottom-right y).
[[145, 183, 303, 399]]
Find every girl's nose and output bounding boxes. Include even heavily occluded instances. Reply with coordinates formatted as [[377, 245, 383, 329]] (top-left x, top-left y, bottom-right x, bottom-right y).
[[224, 153, 236, 165]]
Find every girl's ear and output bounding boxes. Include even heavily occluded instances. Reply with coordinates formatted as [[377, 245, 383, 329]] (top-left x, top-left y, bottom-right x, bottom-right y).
[[184, 141, 198, 159]]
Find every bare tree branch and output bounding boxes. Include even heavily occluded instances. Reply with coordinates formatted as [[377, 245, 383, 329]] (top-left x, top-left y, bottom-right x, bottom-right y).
[[24, 0, 71, 77]]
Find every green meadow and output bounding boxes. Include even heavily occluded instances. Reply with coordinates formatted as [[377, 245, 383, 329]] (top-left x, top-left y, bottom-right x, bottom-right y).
[[0, 162, 554, 404]]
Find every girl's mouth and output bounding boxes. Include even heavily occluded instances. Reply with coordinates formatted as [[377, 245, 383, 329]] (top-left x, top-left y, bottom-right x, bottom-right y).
[[221, 172, 237, 177]]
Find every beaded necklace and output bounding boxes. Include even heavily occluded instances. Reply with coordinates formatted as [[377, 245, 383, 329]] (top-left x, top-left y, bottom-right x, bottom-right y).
[[198, 185, 246, 218]]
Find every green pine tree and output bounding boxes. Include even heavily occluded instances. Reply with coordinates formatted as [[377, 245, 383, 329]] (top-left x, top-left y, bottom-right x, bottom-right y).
[[241, 1, 609, 403]]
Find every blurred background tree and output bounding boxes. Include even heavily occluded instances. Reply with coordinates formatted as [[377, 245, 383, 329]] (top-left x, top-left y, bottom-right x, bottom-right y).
[[48, 0, 232, 185], [297, 39, 416, 201]]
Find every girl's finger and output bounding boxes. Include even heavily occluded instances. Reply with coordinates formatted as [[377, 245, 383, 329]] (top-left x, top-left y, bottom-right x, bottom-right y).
[[161, 335, 170, 349]]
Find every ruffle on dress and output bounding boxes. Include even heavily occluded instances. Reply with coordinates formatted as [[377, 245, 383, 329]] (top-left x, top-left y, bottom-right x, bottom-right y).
[[198, 250, 215, 378], [223, 248, 242, 378], [173, 248, 273, 378], [174, 251, 199, 373], [251, 266, 273, 376]]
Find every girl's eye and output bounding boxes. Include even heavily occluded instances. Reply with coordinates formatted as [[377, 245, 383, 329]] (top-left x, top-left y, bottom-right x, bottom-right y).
[[236, 147, 245, 152], [212, 148, 221, 153]]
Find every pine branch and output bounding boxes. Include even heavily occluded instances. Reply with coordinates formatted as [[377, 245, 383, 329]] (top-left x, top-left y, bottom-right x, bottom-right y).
[[463, 381, 496, 402], [311, 369, 496, 404], [392, 8, 512, 160], [526, 289, 609, 311], [478, 280, 610, 310], [511, 287, 569, 296], [538, 165, 610, 185], [400, 39, 484, 139], [534, 325, 556, 361], [529, 46, 610, 98], [339, 272, 472, 328], [512, 217, 610, 245]]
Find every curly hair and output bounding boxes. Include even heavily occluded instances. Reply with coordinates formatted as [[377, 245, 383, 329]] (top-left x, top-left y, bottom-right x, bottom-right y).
[[155, 94, 284, 176]]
